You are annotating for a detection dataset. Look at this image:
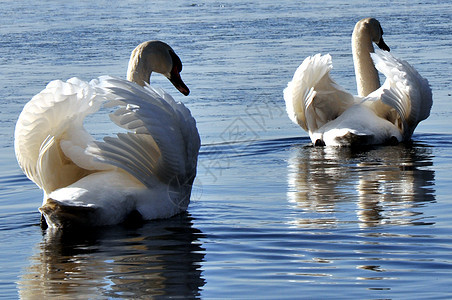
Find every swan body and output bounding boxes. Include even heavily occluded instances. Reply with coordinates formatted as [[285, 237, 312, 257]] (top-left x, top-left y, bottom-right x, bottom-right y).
[[284, 18, 432, 146], [15, 41, 200, 228]]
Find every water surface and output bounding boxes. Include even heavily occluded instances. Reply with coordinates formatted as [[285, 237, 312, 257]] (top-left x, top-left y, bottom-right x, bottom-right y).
[[1, 0, 451, 299]]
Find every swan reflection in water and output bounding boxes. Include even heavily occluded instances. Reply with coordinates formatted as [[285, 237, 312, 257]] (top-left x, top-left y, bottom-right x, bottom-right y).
[[18, 213, 205, 298], [287, 143, 435, 228]]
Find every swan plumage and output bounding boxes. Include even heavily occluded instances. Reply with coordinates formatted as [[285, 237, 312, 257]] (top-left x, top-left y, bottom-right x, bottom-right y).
[[15, 41, 200, 228], [284, 18, 432, 146]]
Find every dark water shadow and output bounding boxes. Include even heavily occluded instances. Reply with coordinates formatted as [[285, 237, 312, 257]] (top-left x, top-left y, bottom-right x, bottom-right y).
[[286, 142, 436, 228], [18, 213, 205, 299]]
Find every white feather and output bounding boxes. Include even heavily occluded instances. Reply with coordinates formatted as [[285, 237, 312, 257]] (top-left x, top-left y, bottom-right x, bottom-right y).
[[284, 19, 432, 146], [15, 76, 200, 227]]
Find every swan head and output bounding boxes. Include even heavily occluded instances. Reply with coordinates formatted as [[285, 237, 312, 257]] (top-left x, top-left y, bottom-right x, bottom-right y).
[[355, 18, 390, 52], [127, 40, 190, 95]]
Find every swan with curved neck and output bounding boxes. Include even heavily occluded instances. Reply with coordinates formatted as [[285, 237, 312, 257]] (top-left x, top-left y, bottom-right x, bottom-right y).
[[15, 40, 200, 228], [127, 40, 190, 95], [352, 18, 390, 96], [284, 18, 432, 146]]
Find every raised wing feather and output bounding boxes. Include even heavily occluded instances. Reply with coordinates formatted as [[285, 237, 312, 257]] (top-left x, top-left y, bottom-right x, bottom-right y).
[[88, 76, 200, 188], [14, 78, 104, 192], [284, 54, 355, 135], [368, 49, 432, 140]]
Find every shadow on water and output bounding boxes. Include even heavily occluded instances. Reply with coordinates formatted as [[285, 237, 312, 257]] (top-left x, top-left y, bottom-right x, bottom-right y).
[[286, 142, 436, 228], [18, 213, 205, 299]]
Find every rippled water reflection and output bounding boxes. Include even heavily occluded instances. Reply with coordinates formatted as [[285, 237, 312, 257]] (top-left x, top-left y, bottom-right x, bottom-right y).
[[287, 143, 435, 228], [193, 138, 448, 299], [18, 214, 205, 298]]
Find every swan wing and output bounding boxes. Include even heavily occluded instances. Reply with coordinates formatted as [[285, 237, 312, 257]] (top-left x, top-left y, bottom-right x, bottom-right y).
[[284, 54, 355, 135], [88, 76, 200, 188], [368, 49, 432, 140], [14, 78, 106, 194]]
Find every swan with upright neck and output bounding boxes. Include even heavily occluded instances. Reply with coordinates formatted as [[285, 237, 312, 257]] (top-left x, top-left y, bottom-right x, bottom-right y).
[[14, 41, 200, 228], [284, 18, 432, 146]]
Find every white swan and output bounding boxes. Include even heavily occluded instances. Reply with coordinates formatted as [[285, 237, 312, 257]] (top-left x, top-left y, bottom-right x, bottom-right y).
[[14, 41, 200, 228], [284, 18, 432, 146]]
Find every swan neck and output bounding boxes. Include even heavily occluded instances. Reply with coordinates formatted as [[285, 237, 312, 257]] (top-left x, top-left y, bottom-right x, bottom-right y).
[[126, 44, 153, 86], [352, 23, 380, 97]]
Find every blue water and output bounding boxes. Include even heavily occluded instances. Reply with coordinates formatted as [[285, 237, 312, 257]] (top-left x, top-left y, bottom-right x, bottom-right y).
[[1, 0, 451, 299]]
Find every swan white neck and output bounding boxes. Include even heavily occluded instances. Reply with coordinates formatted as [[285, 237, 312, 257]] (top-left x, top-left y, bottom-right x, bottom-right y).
[[126, 43, 153, 86], [352, 21, 381, 97]]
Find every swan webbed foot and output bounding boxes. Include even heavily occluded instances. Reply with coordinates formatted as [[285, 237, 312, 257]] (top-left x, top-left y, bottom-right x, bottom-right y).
[[314, 139, 326, 147]]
